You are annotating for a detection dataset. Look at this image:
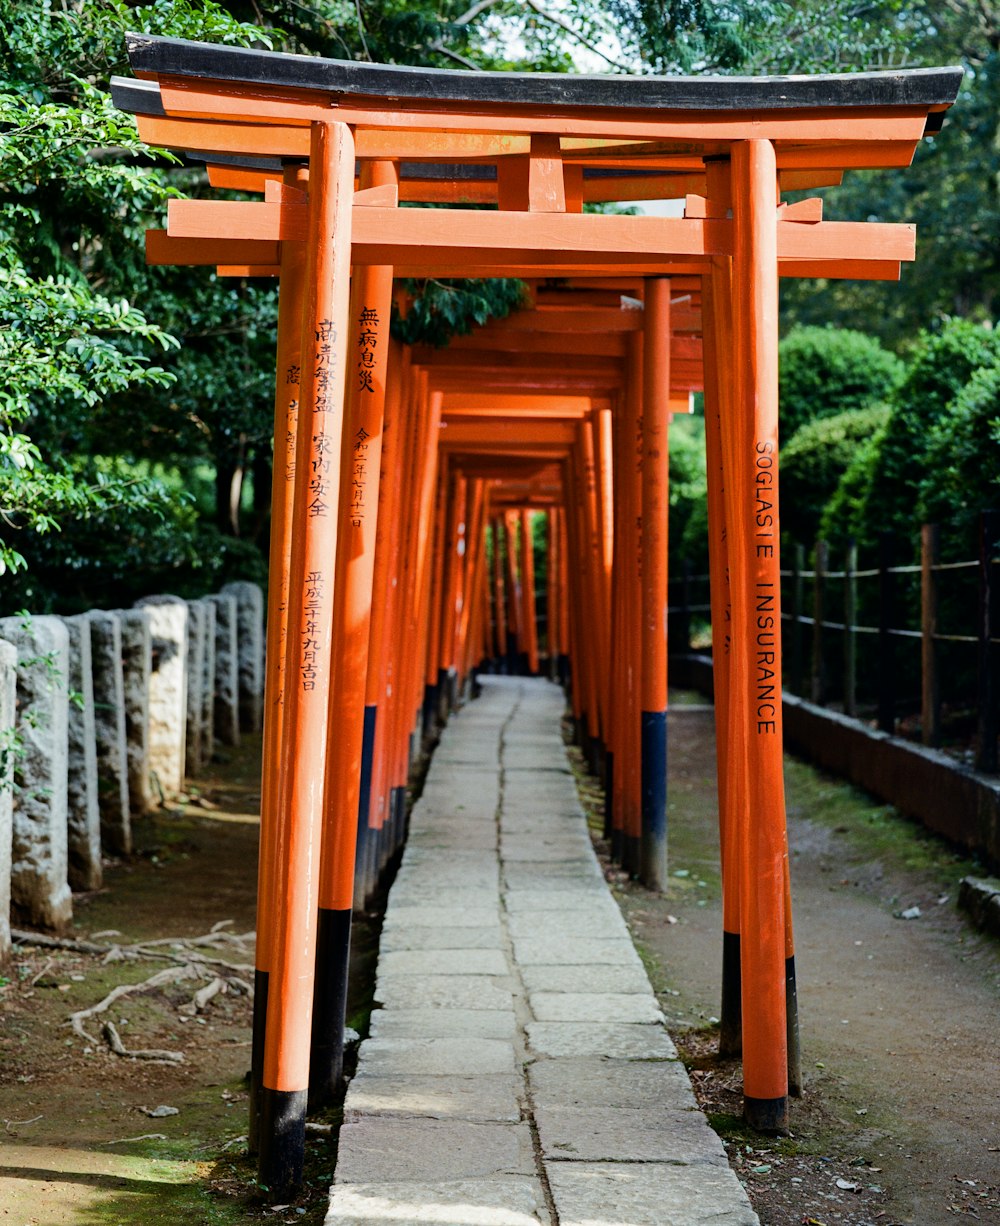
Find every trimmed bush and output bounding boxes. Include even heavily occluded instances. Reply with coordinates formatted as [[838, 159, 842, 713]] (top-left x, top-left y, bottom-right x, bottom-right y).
[[779, 326, 903, 438], [781, 404, 891, 545]]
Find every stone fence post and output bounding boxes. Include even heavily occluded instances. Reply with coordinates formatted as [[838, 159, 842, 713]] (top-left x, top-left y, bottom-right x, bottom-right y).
[[220, 581, 264, 734], [62, 614, 102, 892], [210, 592, 240, 747], [135, 596, 188, 800], [185, 598, 209, 776], [0, 640, 17, 963], [118, 607, 153, 816], [0, 616, 72, 933], [88, 611, 131, 855]]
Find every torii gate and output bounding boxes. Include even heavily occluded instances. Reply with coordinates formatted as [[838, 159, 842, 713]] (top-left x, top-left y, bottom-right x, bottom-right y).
[[112, 37, 961, 1198]]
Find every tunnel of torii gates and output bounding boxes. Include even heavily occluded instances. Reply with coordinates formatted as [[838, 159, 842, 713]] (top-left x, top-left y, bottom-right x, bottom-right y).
[[112, 34, 962, 1198]]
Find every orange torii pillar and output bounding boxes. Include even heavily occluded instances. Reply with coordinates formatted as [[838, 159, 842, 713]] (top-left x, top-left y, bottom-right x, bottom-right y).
[[455, 479, 488, 690], [703, 251, 741, 1059], [249, 183, 306, 1157], [503, 509, 524, 671], [593, 407, 614, 771], [557, 505, 571, 687], [546, 507, 560, 677], [422, 463, 450, 738], [609, 361, 643, 869], [259, 120, 353, 1197], [440, 474, 468, 709], [371, 374, 441, 892], [624, 334, 645, 874], [605, 402, 625, 853], [639, 277, 671, 890], [722, 139, 793, 1132], [310, 171, 396, 1110], [577, 418, 607, 767], [406, 383, 444, 764], [520, 508, 540, 674], [491, 516, 506, 666], [355, 340, 410, 908]]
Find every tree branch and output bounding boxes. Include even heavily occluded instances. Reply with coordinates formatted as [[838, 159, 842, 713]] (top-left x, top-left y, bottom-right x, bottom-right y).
[[522, 0, 632, 71], [430, 41, 486, 69], [355, 0, 372, 61], [454, 0, 506, 25]]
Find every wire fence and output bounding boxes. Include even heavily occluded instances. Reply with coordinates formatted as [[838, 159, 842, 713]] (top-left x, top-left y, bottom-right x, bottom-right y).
[[668, 510, 1000, 773]]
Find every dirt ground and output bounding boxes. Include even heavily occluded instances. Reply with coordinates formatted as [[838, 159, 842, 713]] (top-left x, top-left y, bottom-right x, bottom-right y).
[[0, 735, 345, 1226], [3, 697, 1000, 1225], [574, 697, 1000, 1226]]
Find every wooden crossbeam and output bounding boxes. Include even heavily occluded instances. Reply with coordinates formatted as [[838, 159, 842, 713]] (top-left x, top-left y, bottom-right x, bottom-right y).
[[147, 81, 931, 144], [165, 199, 917, 264], [440, 420, 579, 446]]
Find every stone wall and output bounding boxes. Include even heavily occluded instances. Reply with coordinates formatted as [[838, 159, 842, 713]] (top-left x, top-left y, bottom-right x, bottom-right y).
[[0, 582, 264, 958]]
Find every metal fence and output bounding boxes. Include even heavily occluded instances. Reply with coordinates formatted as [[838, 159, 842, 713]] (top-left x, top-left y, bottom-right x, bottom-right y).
[[668, 510, 1000, 773]]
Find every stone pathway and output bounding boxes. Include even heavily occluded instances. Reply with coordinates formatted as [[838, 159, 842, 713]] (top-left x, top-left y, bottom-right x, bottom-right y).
[[327, 676, 758, 1226]]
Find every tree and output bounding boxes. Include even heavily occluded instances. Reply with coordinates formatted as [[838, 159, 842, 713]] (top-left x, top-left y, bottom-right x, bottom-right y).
[[820, 318, 999, 553], [781, 404, 891, 544], [778, 1, 1000, 344], [779, 326, 903, 438], [917, 362, 1000, 557], [2, 0, 574, 610], [0, 0, 283, 608]]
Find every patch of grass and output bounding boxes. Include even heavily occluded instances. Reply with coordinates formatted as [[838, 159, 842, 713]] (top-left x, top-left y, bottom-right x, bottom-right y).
[[707, 1111, 757, 1141], [783, 754, 987, 888]]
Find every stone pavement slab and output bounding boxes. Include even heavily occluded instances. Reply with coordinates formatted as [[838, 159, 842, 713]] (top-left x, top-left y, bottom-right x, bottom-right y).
[[534, 1104, 730, 1165], [507, 909, 630, 939], [527, 1055, 699, 1111], [368, 1006, 518, 1040], [336, 1118, 537, 1183], [357, 1036, 517, 1076], [545, 1162, 759, 1226], [327, 677, 757, 1226], [521, 962, 653, 996], [328, 1178, 549, 1225], [525, 1020, 678, 1059], [345, 1072, 523, 1122], [528, 991, 663, 1023], [512, 936, 643, 967], [379, 925, 504, 952], [373, 974, 514, 1011], [382, 905, 501, 930]]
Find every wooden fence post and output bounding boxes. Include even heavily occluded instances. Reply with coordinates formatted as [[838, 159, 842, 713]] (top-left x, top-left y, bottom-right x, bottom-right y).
[[877, 530, 897, 735], [921, 523, 941, 748], [811, 539, 827, 706], [976, 510, 1000, 772], [843, 542, 858, 718]]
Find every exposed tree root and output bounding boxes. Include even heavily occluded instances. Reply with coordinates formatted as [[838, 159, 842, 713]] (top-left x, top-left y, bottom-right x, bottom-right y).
[[55, 921, 256, 1052], [101, 1020, 184, 1064]]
